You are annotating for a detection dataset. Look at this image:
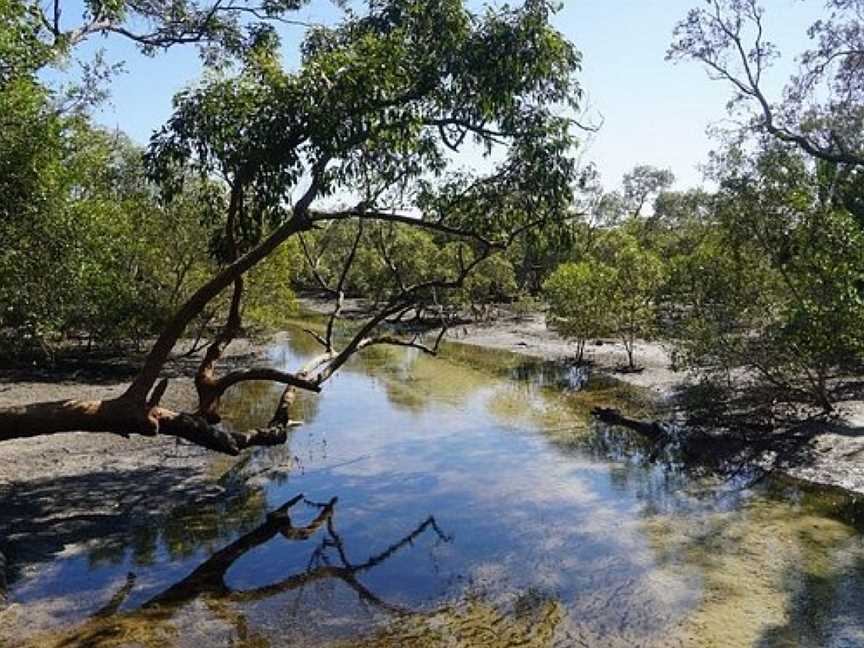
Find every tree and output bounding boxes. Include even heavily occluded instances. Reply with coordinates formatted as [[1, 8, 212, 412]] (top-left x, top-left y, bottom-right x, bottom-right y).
[[668, 141, 864, 413], [0, 118, 226, 354], [543, 260, 614, 363], [0, 0, 582, 455], [621, 165, 675, 218], [594, 232, 666, 371], [668, 0, 864, 168], [0, 0, 71, 352], [667, 0, 864, 422]]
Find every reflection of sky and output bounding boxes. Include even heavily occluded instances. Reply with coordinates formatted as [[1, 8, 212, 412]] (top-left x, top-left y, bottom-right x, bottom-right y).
[[218, 335, 714, 640], [11, 330, 864, 646]]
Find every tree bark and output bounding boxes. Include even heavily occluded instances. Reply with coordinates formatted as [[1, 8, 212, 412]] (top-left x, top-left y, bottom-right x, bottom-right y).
[[195, 277, 245, 423], [0, 395, 293, 456], [0, 397, 156, 441], [0, 545, 7, 608]]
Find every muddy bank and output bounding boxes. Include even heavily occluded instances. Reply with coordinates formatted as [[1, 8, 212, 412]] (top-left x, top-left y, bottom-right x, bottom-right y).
[[1, 313, 863, 515], [451, 312, 684, 397]]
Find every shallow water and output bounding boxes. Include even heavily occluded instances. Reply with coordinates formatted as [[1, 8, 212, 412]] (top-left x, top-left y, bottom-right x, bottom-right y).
[[6, 330, 864, 647]]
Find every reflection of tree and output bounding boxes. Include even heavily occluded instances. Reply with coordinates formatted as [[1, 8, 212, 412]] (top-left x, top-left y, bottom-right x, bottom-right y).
[[219, 377, 321, 432], [126, 489, 269, 564], [26, 495, 450, 648], [0, 467, 269, 584], [233, 327, 496, 418], [364, 346, 498, 414]]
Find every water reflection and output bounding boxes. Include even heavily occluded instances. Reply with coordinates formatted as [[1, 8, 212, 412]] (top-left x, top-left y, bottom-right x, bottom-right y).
[[20, 495, 450, 647], [639, 476, 864, 646], [4, 325, 864, 647]]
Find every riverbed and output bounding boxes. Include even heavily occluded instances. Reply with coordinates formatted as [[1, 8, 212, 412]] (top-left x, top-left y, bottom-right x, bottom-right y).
[[2, 330, 864, 647]]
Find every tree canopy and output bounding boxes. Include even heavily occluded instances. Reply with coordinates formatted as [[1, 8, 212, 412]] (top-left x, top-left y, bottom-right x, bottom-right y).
[[0, 0, 584, 455]]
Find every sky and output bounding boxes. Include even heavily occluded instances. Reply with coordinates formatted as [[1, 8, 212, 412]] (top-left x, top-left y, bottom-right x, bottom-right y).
[[61, 0, 824, 191]]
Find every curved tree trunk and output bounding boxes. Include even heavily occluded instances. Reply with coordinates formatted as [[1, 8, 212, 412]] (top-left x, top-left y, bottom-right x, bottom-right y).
[[0, 395, 292, 456], [0, 187, 466, 456], [0, 397, 155, 441], [122, 208, 311, 403], [0, 194, 321, 453]]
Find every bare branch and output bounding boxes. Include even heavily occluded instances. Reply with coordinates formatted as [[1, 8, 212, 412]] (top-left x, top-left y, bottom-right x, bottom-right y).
[[302, 328, 328, 348], [669, 0, 864, 166], [359, 325, 449, 356], [298, 232, 336, 295], [325, 220, 364, 352], [374, 224, 409, 293], [214, 367, 322, 395], [310, 208, 500, 249], [308, 243, 489, 386]]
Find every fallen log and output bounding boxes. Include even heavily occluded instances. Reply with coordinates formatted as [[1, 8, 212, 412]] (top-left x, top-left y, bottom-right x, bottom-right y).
[[591, 407, 670, 443]]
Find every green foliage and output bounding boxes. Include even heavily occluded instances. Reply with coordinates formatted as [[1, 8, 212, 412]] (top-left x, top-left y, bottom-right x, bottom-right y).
[[543, 260, 614, 362], [621, 165, 674, 217], [602, 232, 666, 369], [459, 254, 519, 308], [509, 291, 542, 322], [148, 0, 581, 243], [145, 0, 581, 331], [4, 0, 582, 357], [667, 142, 864, 410], [243, 240, 301, 330], [295, 222, 436, 301], [0, 0, 52, 80], [0, 117, 221, 353], [543, 229, 665, 368]]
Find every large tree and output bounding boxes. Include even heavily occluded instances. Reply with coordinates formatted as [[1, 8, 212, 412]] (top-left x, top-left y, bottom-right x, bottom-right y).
[[666, 0, 864, 416], [0, 0, 582, 455], [668, 0, 864, 168]]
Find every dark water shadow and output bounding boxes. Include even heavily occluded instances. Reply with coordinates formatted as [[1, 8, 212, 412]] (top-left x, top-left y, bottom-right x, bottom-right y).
[[754, 552, 864, 647], [0, 466, 265, 588]]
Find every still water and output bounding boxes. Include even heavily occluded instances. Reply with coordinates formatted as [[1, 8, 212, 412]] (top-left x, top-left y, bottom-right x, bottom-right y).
[[5, 329, 864, 647]]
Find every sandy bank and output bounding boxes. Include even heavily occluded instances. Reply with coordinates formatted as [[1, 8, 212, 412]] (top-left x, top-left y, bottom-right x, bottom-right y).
[[450, 311, 686, 398]]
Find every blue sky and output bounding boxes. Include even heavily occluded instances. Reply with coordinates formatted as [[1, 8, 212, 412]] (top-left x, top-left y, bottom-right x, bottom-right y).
[[63, 0, 822, 190]]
